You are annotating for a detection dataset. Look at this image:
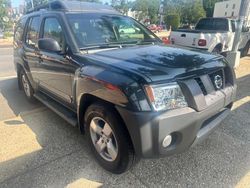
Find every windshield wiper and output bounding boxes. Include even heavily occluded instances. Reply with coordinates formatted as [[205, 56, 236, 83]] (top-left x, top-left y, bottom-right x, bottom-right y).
[[80, 44, 123, 51], [79, 40, 159, 51]]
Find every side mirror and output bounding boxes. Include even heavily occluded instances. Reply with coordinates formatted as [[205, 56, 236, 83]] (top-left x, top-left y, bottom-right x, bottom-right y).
[[38, 38, 61, 53]]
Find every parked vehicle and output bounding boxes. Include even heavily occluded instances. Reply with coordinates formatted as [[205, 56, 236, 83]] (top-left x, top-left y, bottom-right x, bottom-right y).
[[147, 24, 163, 33], [161, 36, 170, 44], [14, 1, 237, 174], [170, 18, 250, 57]]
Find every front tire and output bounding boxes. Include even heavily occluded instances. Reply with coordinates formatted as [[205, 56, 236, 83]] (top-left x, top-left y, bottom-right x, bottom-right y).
[[84, 103, 136, 174], [19, 69, 36, 102]]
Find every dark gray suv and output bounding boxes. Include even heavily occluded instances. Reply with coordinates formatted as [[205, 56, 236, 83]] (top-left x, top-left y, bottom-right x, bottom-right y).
[[14, 0, 237, 174]]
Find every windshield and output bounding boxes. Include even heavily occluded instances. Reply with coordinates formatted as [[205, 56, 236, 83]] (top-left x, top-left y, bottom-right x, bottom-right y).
[[195, 18, 229, 31], [66, 13, 159, 49]]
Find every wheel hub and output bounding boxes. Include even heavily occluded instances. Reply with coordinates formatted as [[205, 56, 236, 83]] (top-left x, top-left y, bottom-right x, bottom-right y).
[[89, 117, 118, 162], [21, 74, 31, 97]]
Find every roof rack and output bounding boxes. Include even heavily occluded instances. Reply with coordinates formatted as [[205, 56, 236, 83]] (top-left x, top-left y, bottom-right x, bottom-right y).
[[26, 0, 120, 14]]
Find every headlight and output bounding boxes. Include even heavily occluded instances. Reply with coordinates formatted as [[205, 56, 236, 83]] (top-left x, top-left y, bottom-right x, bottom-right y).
[[145, 83, 188, 111]]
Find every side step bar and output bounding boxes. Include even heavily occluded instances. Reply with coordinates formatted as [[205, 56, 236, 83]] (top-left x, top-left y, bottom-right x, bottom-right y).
[[34, 92, 78, 127]]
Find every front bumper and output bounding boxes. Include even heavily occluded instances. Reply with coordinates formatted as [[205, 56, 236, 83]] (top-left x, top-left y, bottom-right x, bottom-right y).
[[116, 84, 237, 158]]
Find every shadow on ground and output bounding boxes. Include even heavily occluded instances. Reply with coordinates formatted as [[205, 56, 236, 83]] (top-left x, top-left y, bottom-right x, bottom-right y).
[[0, 73, 250, 187]]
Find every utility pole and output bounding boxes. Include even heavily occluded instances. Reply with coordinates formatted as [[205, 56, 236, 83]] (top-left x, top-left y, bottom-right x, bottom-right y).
[[232, 0, 250, 52], [31, 0, 34, 9], [226, 0, 250, 68], [159, 0, 164, 25]]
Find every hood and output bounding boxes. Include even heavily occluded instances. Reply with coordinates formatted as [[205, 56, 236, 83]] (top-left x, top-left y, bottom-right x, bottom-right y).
[[82, 44, 225, 83]]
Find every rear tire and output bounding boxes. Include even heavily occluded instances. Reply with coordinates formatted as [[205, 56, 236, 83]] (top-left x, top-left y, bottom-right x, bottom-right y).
[[19, 69, 36, 102], [212, 45, 222, 54], [84, 103, 136, 174], [241, 42, 250, 58]]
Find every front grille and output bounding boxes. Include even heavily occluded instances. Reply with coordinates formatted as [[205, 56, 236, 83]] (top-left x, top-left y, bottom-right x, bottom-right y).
[[193, 69, 226, 96], [209, 70, 225, 91], [179, 68, 232, 112], [194, 77, 207, 95]]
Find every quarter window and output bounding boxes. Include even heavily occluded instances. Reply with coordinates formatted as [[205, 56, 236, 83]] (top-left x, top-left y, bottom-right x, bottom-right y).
[[42, 17, 64, 48], [25, 16, 40, 48]]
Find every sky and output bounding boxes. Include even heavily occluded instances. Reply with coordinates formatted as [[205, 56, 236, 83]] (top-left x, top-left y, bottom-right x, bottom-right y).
[[11, 0, 112, 8], [12, 0, 24, 7]]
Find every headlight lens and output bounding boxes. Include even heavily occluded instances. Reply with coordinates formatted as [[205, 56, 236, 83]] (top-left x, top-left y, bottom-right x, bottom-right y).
[[145, 83, 188, 111]]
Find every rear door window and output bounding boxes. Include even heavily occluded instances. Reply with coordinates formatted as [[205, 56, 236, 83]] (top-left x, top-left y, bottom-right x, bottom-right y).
[[25, 16, 40, 48]]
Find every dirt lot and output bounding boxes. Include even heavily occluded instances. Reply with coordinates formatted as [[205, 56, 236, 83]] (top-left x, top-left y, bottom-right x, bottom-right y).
[[0, 48, 250, 187]]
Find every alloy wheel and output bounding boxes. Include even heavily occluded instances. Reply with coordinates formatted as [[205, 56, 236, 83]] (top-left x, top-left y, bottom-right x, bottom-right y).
[[89, 117, 118, 162], [21, 74, 31, 97]]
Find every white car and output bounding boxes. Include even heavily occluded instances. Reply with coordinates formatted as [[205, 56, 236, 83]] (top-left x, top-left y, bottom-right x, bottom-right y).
[[170, 18, 250, 57]]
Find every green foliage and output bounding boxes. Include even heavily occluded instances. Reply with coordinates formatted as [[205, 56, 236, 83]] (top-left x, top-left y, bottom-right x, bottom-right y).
[[131, 0, 160, 23], [203, 0, 221, 17], [132, 0, 148, 21], [111, 0, 130, 14], [148, 0, 160, 24], [181, 0, 206, 24], [3, 31, 13, 38], [163, 0, 205, 26], [165, 14, 180, 30], [0, 0, 11, 29]]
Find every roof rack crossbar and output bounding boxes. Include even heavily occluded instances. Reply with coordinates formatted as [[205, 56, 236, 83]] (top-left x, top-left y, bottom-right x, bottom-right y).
[[26, 0, 120, 15], [26, 1, 67, 14]]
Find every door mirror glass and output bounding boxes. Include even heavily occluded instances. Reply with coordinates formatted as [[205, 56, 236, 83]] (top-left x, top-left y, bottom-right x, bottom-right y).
[[38, 38, 61, 52]]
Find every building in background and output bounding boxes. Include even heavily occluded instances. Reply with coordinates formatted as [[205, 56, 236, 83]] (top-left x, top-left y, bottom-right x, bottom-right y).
[[213, 0, 250, 26]]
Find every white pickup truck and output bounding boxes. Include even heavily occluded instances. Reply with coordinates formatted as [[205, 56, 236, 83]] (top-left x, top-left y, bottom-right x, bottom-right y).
[[170, 18, 250, 57]]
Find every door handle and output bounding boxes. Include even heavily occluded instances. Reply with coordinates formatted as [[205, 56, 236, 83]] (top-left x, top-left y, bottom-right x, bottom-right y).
[[181, 34, 186, 37]]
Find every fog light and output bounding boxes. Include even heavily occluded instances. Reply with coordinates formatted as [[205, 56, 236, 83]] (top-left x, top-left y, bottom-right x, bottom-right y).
[[162, 135, 172, 148]]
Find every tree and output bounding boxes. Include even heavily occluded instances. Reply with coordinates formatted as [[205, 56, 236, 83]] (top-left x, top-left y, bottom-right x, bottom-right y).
[[165, 14, 180, 29], [132, 0, 149, 21], [111, 0, 130, 15], [182, 0, 205, 24], [148, 0, 160, 24], [163, 0, 186, 16], [203, 0, 221, 17], [131, 0, 160, 23], [162, 0, 205, 26], [0, 0, 11, 29]]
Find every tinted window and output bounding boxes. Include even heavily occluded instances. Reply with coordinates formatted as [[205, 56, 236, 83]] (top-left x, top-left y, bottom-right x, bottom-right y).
[[196, 18, 229, 31], [66, 14, 157, 48], [14, 18, 27, 42], [231, 20, 236, 32], [42, 17, 64, 48], [25, 16, 40, 48]]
